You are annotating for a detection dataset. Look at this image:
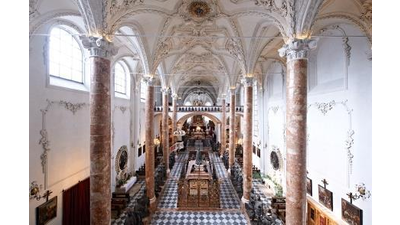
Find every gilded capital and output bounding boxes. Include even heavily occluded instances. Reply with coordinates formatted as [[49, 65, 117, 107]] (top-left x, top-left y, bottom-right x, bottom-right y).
[[278, 38, 318, 61], [80, 36, 118, 59]]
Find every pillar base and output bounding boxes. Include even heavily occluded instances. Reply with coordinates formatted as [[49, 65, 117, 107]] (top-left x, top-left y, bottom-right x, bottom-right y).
[[241, 196, 249, 204]]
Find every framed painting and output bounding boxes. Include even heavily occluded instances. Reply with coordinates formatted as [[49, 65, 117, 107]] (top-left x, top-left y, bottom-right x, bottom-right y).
[[36, 196, 57, 225], [342, 198, 363, 225], [318, 185, 333, 211], [257, 148, 261, 157], [253, 145, 256, 154], [306, 177, 312, 196], [138, 146, 142, 157], [143, 144, 146, 153]]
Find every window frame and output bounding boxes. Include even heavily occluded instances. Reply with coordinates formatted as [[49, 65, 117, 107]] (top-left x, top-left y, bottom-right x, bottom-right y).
[[46, 24, 89, 93], [113, 59, 131, 99]]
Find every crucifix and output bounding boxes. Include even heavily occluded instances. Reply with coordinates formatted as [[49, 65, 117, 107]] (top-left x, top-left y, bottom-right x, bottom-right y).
[[42, 190, 53, 202], [321, 179, 328, 189], [347, 192, 355, 204]]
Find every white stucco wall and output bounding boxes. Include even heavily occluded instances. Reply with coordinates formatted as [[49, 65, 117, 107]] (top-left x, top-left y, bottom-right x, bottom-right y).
[[260, 23, 372, 225]]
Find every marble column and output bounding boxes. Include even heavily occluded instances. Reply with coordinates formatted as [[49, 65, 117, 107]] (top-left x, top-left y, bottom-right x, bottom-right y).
[[81, 36, 117, 225], [278, 38, 317, 225], [161, 88, 170, 175], [220, 98, 226, 157], [241, 77, 253, 203], [171, 94, 178, 144], [228, 87, 236, 172], [144, 77, 156, 211]]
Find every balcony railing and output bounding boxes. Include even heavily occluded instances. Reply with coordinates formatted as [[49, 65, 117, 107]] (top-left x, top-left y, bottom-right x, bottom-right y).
[[154, 106, 244, 112]]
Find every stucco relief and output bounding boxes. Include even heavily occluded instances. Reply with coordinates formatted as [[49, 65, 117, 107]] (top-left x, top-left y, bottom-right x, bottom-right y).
[[308, 99, 355, 187], [39, 99, 89, 189]]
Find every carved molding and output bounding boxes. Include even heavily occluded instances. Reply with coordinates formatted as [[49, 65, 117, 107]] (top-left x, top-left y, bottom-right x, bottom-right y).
[[39, 99, 89, 189], [308, 100, 353, 115], [278, 38, 318, 61], [80, 36, 119, 59], [308, 99, 354, 187], [345, 129, 355, 175], [319, 25, 352, 65]]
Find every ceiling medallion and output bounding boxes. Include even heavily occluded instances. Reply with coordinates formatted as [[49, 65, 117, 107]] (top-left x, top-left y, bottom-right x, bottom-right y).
[[189, 1, 211, 18]]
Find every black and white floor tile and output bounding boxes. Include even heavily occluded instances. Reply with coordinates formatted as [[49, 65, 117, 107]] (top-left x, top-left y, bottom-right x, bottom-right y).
[[252, 180, 270, 206], [157, 180, 178, 209], [111, 180, 146, 225], [150, 211, 248, 225], [219, 179, 241, 209]]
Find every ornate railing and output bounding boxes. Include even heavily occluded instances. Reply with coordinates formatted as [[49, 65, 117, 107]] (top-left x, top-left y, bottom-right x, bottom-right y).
[[154, 106, 244, 112]]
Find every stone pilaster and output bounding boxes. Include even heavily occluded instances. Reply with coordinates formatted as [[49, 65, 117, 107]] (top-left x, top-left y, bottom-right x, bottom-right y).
[[279, 38, 317, 225], [220, 98, 226, 157], [241, 77, 253, 203], [161, 88, 170, 175], [229, 87, 236, 172], [171, 94, 178, 144], [144, 76, 156, 211], [80, 36, 117, 225]]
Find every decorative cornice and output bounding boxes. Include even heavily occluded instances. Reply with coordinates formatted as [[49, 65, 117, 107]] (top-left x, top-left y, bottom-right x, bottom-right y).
[[278, 38, 318, 61], [80, 36, 118, 59]]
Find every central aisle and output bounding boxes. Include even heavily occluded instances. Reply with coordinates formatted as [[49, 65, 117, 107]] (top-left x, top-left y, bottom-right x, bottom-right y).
[[150, 150, 249, 225]]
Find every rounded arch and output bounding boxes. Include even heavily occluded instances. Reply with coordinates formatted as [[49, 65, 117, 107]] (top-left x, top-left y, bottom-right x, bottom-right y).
[[176, 112, 222, 128]]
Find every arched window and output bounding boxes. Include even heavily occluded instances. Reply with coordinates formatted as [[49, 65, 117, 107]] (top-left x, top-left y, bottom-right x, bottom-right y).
[[114, 61, 127, 95], [49, 26, 83, 83]]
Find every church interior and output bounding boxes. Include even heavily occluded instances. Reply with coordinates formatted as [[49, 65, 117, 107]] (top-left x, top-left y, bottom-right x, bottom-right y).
[[28, 0, 373, 224]]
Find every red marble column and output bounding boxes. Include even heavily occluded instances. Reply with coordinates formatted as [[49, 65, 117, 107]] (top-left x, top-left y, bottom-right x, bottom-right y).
[[241, 77, 253, 203], [144, 78, 156, 211], [229, 88, 236, 172], [171, 94, 178, 144], [279, 38, 317, 225], [220, 98, 226, 157], [81, 36, 117, 225], [161, 88, 170, 175]]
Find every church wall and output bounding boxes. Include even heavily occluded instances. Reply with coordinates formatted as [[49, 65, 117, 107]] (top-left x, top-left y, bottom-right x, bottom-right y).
[[29, 25, 91, 225], [260, 23, 372, 224], [29, 23, 139, 224]]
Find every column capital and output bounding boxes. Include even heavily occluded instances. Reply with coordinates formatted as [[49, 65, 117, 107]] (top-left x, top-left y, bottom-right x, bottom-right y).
[[172, 93, 178, 100], [161, 88, 170, 94], [278, 38, 318, 61], [80, 36, 118, 59], [229, 86, 236, 92], [143, 76, 155, 86], [241, 77, 254, 87]]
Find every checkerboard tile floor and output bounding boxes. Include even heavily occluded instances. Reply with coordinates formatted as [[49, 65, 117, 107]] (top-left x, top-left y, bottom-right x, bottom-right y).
[[220, 179, 241, 209], [150, 211, 248, 225], [111, 180, 146, 225], [170, 152, 189, 179], [252, 180, 270, 206], [157, 180, 178, 209]]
